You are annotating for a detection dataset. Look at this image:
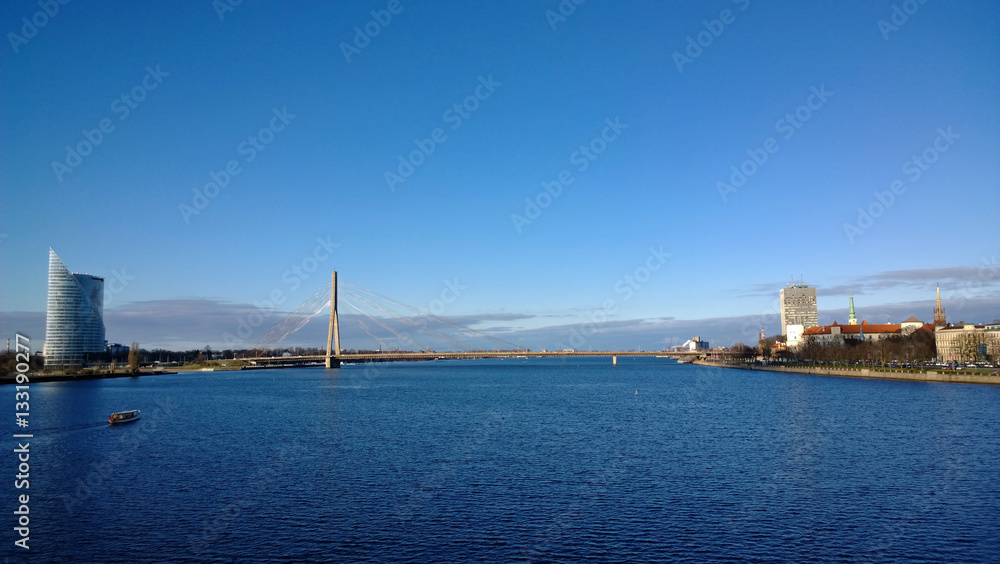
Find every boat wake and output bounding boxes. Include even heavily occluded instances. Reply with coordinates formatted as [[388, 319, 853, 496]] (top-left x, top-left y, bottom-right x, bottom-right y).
[[28, 421, 109, 435]]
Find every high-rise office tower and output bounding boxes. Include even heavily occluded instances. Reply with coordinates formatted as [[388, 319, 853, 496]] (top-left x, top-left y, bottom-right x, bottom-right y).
[[780, 284, 818, 336], [44, 248, 105, 367]]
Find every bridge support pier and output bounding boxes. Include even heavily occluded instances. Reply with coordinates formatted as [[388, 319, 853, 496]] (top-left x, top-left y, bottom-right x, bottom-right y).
[[325, 270, 341, 369]]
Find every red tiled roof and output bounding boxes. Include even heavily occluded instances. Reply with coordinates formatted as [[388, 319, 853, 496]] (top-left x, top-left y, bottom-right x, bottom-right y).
[[902, 317, 923, 323], [802, 322, 902, 335], [841, 324, 900, 334]]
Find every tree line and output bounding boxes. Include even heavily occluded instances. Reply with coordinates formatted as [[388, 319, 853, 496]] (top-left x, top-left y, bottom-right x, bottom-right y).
[[730, 330, 938, 365]]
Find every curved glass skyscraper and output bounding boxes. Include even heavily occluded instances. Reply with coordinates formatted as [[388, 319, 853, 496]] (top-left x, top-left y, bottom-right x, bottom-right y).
[[44, 248, 105, 367]]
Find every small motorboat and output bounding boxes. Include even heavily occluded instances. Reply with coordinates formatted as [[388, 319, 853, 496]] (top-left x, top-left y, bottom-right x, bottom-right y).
[[108, 410, 140, 424]]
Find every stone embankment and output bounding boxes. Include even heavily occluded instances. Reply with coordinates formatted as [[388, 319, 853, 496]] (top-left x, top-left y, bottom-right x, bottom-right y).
[[694, 360, 1000, 386]]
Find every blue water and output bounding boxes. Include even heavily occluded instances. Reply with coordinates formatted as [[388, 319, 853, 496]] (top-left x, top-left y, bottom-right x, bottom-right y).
[[5, 358, 1000, 562]]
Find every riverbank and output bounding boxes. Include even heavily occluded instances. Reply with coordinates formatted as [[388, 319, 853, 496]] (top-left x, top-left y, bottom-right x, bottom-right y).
[[0, 369, 178, 385], [0, 358, 263, 384], [694, 360, 1000, 385]]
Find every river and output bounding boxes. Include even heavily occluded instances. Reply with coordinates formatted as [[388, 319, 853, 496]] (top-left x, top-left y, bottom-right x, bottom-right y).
[[6, 357, 999, 562]]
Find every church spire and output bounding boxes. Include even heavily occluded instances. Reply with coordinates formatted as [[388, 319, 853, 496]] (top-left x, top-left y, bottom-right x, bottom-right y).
[[933, 284, 946, 327], [848, 293, 857, 325]]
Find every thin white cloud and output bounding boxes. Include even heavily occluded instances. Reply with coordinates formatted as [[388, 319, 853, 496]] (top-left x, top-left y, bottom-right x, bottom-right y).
[[730, 262, 1000, 300]]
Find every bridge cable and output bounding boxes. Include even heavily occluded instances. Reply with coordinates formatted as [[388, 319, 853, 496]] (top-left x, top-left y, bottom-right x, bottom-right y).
[[251, 279, 333, 350], [341, 289, 466, 351], [341, 281, 521, 350]]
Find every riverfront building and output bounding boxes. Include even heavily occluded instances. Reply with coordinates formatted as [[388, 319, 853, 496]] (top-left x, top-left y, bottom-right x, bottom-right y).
[[780, 284, 818, 336], [802, 320, 901, 345], [679, 336, 709, 351], [799, 317, 935, 347], [926, 285, 1000, 362], [786, 324, 806, 348], [935, 324, 1000, 363], [44, 248, 106, 367]]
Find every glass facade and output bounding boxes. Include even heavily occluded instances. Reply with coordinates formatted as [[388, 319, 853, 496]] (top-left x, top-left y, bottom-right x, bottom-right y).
[[44, 248, 105, 367]]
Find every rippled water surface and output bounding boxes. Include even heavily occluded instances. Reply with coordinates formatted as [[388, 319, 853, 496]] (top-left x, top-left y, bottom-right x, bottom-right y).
[[6, 358, 1000, 562]]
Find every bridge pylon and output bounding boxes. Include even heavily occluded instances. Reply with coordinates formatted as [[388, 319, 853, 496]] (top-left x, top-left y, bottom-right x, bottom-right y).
[[325, 271, 341, 368]]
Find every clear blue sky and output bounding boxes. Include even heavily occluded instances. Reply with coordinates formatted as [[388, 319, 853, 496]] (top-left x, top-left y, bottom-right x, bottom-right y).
[[2, 0, 999, 351]]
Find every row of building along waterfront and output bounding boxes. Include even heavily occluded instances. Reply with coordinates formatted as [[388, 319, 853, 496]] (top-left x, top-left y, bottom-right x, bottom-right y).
[[778, 283, 999, 363]]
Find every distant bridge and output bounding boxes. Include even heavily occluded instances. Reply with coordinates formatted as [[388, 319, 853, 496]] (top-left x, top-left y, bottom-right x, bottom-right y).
[[247, 271, 722, 368], [242, 349, 714, 367]]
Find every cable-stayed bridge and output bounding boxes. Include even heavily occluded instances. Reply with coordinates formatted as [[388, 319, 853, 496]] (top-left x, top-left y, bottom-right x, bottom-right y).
[[242, 272, 712, 367]]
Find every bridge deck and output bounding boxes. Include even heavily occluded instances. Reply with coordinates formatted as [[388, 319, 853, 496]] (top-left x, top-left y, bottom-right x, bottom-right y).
[[243, 350, 716, 365]]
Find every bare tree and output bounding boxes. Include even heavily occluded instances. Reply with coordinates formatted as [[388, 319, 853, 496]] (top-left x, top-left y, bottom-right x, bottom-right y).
[[758, 337, 775, 362], [957, 332, 987, 362], [128, 342, 140, 373]]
